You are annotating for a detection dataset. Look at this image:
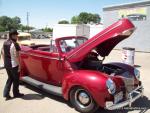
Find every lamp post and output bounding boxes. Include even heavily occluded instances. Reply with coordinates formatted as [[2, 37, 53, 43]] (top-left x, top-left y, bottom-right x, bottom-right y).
[[27, 12, 29, 32]]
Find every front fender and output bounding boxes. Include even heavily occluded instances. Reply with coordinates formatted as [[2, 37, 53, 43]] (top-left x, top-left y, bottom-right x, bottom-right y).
[[62, 70, 110, 107]]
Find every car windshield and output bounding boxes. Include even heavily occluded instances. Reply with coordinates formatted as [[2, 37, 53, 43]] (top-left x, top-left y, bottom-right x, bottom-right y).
[[18, 36, 31, 41], [59, 37, 87, 53]]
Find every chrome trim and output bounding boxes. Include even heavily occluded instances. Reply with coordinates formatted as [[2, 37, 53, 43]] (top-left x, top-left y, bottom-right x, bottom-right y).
[[134, 68, 140, 80], [105, 85, 144, 110], [78, 92, 90, 105], [75, 89, 94, 109], [20, 51, 63, 60], [22, 76, 62, 96], [106, 78, 116, 94], [122, 77, 134, 93], [121, 28, 135, 36]]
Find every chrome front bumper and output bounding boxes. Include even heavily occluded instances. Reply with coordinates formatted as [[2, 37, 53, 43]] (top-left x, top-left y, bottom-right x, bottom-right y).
[[105, 85, 144, 110]]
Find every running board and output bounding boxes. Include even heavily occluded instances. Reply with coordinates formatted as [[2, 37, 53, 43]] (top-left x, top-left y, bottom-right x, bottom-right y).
[[21, 76, 62, 96]]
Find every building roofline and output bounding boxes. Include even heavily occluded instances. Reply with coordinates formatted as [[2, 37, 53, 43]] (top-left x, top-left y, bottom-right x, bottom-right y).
[[103, 0, 150, 11]]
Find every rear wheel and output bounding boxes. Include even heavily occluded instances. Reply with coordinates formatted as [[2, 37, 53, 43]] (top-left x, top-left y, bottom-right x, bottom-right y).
[[70, 87, 98, 113]]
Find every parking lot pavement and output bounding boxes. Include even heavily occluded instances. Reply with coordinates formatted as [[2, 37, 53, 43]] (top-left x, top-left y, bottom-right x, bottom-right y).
[[0, 39, 150, 113]]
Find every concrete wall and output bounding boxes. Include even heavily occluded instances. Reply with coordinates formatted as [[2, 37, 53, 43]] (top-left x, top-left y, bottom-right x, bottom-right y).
[[89, 24, 103, 38], [103, 1, 150, 52]]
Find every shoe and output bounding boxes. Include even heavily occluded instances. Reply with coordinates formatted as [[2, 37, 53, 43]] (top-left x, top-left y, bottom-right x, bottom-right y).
[[14, 93, 24, 98], [5, 95, 12, 100]]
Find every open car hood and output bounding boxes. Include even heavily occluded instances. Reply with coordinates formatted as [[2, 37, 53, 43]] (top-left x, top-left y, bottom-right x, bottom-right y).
[[66, 19, 135, 63]]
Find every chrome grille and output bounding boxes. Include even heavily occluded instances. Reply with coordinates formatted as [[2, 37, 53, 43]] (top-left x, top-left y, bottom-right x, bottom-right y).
[[122, 77, 134, 93]]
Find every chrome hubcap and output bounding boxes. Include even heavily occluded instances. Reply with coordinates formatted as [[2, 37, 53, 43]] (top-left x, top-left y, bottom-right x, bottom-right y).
[[78, 92, 90, 105], [75, 89, 92, 108]]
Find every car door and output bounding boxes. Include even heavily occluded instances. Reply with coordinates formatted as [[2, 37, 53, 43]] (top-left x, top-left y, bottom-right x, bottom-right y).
[[25, 50, 49, 82], [24, 45, 65, 86]]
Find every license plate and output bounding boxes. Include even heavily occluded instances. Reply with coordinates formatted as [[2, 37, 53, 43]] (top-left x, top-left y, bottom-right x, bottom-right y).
[[114, 91, 123, 104]]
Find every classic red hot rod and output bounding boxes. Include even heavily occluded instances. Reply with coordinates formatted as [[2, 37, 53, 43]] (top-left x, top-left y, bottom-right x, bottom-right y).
[[19, 19, 143, 113]]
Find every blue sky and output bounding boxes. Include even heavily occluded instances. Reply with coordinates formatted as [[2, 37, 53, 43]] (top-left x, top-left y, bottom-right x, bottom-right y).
[[0, 0, 142, 28]]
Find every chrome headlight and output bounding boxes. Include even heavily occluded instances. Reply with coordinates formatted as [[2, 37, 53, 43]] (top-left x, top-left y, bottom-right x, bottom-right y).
[[106, 78, 116, 95], [134, 68, 140, 80]]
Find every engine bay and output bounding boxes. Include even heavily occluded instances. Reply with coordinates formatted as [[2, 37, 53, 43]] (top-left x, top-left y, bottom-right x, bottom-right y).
[[76, 51, 133, 78]]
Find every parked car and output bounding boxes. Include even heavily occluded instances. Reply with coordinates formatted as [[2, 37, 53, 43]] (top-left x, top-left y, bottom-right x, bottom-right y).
[[18, 32, 35, 46], [0, 34, 8, 39], [19, 19, 143, 113]]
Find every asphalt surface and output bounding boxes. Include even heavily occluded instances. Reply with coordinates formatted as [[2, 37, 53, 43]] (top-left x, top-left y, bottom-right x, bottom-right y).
[[0, 39, 150, 113]]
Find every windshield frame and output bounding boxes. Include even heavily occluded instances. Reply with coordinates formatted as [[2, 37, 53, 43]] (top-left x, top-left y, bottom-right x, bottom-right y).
[[56, 36, 88, 54]]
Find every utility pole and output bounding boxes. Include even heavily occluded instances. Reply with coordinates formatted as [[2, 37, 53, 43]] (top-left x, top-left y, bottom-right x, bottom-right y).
[[27, 12, 29, 32]]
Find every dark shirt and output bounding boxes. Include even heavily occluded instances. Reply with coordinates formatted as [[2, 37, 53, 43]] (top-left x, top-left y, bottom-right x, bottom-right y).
[[3, 39, 21, 68]]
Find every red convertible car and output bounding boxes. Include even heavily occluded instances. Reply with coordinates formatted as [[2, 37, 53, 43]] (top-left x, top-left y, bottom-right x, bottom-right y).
[[19, 18, 143, 113]]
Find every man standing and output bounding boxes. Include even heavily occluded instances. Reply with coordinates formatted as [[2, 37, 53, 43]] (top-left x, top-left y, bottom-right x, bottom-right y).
[[2, 29, 24, 100]]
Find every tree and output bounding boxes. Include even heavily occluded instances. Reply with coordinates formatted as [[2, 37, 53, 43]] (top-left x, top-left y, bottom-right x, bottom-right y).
[[12, 16, 21, 29], [87, 13, 94, 23], [42, 27, 53, 32], [19, 24, 34, 32], [0, 16, 12, 31], [71, 16, 80, 24], [58, 20, 69, 24], [0, 25, 5, 31], [70, 12, 101, 24], [0, 16, 21, 31], [92, 14, 101, 24], [78, 12, 89, 24]]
